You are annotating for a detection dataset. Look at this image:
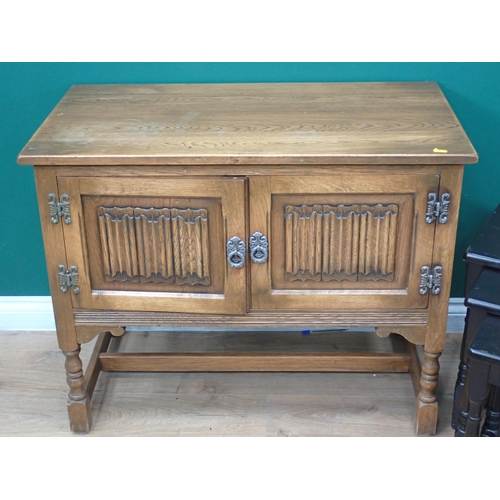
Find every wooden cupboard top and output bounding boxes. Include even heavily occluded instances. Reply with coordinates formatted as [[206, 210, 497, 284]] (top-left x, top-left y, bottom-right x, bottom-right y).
[[18, 82, 478, 166]]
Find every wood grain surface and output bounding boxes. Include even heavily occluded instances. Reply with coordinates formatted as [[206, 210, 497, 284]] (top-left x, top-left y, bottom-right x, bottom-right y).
[[0, 328, 461, 436], [18, 85, 474, 436], [73, 309, 429, 328], [18, 83, 477, 166], [250, 173, 438, 310], [33, 168, 78, 352], [57, 176, 247, 314], [98, 352, 411, 372]]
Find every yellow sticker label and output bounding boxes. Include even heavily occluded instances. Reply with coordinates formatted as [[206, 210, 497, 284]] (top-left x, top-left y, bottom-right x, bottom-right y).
[[433, 148, 448, 153]]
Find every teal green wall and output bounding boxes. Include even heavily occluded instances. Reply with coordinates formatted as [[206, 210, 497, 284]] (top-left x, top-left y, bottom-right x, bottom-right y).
[[1, 63, 499, 297]]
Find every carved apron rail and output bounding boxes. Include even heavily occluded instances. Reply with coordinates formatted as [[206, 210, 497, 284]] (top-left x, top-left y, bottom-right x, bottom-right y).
[[73, 309, 429, 328]]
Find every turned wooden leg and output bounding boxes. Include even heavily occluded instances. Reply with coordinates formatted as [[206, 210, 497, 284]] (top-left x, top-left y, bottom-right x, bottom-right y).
[[415, 350, 441, 436], [451, 307, 471, 430], [454, 361, 473, 436], [63, 347, 92, 433], [452, 361, 468, 430], [452, 307, 486, 434], [480, 385, 500, 437], [453, 346, 471, 436], [465, 359, 490, 437]]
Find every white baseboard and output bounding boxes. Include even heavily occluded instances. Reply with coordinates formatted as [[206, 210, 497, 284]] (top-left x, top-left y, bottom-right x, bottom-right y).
[[0, 296, 467, 333], [446, 298, 467, 333], [0, 296, 56, 331]]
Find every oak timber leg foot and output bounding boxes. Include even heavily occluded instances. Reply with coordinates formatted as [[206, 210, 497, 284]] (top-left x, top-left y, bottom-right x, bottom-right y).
[[67, 395, 92, 433], [415, 350, 441, 436], [63, 347, 92, 433], [415, 399, 439, 436]]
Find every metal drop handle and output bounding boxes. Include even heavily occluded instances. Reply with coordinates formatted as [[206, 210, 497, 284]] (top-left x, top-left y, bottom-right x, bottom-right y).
[[249, 232, 268, 264], [226, 236, 246, 269]]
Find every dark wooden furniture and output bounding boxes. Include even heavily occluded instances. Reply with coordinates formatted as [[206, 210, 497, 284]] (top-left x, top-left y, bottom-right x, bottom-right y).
[[461, 203, 500, 299], [464, 315, 500, 436], [17, 83, 477, 434], [452, 204, 500, 436]]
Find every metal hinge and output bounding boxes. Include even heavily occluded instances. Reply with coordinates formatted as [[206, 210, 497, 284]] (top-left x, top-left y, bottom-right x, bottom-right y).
[[425, 192, 450, 224], [419, 265, 442, 295], [58, 265, 80, 294], [48, 193, 71, 224]]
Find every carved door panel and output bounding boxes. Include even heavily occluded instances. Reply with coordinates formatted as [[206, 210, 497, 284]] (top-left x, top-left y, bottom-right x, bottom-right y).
[[57, 177, 247, 314], [249, 174, 440, 310]]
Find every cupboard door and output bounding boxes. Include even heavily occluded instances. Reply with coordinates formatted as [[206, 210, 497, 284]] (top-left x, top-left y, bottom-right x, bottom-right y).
[[58, 177, 247, 314], [249, 174, 439, 310]]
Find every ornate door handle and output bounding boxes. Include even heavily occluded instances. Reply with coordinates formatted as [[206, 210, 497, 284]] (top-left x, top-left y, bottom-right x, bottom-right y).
[[249, 232, 268, 264], [226, 236, 246, 269]]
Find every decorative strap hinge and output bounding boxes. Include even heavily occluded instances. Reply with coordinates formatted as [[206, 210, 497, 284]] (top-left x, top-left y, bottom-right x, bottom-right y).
[[48, 193, 72, 224], [58, 265, 80, 294], [419, 265, 442, 295], [426, 192, 450, 224]]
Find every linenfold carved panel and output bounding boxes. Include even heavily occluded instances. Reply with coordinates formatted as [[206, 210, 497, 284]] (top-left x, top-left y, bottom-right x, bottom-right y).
[[98, 206, 210, 285], [285, 203, 398, 282]]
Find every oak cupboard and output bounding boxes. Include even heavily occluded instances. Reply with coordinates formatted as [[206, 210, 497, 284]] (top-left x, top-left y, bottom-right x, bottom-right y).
[[18, 82, 478, 434]]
